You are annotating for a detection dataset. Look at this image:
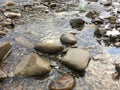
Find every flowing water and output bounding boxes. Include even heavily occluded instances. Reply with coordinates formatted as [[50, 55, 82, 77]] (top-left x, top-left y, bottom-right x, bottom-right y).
[[0, 0, 120, 90]]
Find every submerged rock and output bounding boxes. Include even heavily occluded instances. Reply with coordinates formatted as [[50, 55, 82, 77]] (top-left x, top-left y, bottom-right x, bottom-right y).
[[4, 12, 21, 18], [60, 34, 77, 45], [34, 42, 64, 54], [0, 42, 12, 62], [69, 18, 85, 28], [50, 74, 76, 90], [14, 36, 34, 48], [62, 48, 90, 71], [15, 53, 51, 77]]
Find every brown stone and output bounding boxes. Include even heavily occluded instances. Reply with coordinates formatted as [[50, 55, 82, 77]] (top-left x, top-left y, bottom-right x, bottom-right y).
[[34, 42, 64, 54], [50, 74, 76, 90]]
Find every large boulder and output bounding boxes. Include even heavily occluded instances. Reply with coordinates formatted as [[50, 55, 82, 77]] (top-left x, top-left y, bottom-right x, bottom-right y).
[[50, 74, 76, 90], [62, 48, 90, 71], [14, 53, 51, 77], [34, 42, 64, 54], [60, 33, 77, 45]]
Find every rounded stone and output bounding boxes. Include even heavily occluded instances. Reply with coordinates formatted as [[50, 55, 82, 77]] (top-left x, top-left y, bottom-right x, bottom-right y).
[[34, 42, 64, 54], [60, 34, 77, 45], [50, 74, 76, 90]]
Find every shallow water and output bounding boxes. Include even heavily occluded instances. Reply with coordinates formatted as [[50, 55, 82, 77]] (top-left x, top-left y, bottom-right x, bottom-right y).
[[0, 0, 120, 90]]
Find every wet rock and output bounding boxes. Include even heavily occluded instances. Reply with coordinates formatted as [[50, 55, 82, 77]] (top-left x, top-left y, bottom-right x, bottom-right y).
[[0, 64, 10, 78], [62, 48, 90, 71], [60, 34, 77, 45], [15, 53, 51, 77], [86, 11, 95, 18], [34, 42, 64, 54], [3, 1, 16, 6], [50, 2, 57, 8], [69, 18, 85, 28], [112, 72, 119, 80], [103, 2, 112, 7], [107, 16, 116, 24], [14, 37, 34, 48], [50, 74, 76, 90], [114, 42, 120, 47], [92, 18, 104, 25], [115, 23, 120, 29], [4, 12, 21, 18], [2, 18, 15, 28], [0, 42, 12, 62], [94, 28, 106, 38]]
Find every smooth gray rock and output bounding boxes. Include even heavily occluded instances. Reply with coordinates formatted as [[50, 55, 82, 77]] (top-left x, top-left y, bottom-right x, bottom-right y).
[[15, 53, 51, 77], [62, 48, 90, 71], [60, 34, 77, 45]]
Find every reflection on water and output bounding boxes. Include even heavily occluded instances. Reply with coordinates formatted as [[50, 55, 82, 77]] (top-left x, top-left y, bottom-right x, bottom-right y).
[[108, 47, 120, 54]]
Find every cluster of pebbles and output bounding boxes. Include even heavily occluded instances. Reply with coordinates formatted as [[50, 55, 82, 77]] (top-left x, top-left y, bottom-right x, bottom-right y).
[[1, 0, 120, 90]]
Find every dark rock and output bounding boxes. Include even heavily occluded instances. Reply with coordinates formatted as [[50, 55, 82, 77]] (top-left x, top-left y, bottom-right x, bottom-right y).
[[112, 72, 119, 80], [15, 53, 51, 77], [103, 2, 112, 7], [107, 16, 116, 24], [0, 42, 12, 62], [92, 18, 104, 25], [62, 48, 90, 71], [115, 23, 120, 29], [34, 42, 64, 54], [60, 34, 77, 45], [69, 18, 85, 28], [86, 11, 94, 18], [50, 74, 76, 90]]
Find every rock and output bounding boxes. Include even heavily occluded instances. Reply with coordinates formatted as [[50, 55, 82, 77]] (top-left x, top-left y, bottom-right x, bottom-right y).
[[62, 48, 90, 71], [115, 42, 120, 47], [14, 53, 51, 77], [0, 64, 10, 79], [50, 2, 57, 8], [14, 37, 34, 48], [60, 34, 77, 45], [0, 31, 7, 36], [103, 2, 112, 7], [86, 11, 95, 18], [92, 18, 104, 25], [4, 12, 21, 18], [50, 74, 76, 90], [112, 72, 119, 80], [0, 42, 12, 62], [2, 18, 15, 28], [69, 18, 85, 28], [115, 23, 120, 29], [94, 28, 106, 38], [34, 42, 64, 54], [107, 16, 116, 24], [3, 1, 16, 6]]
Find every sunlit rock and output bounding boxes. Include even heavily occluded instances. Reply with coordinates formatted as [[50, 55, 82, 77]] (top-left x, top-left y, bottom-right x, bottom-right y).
[[15, 53, 51, 77], [60, 33, 77, 45], [34, 41, 64, 54], [62, 48, 90, 71]]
